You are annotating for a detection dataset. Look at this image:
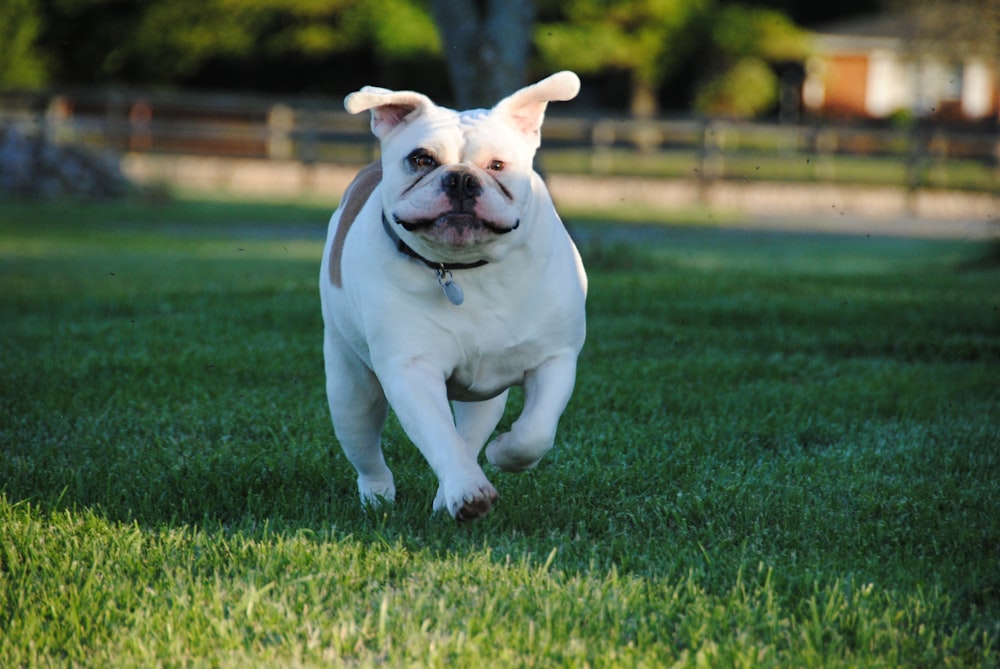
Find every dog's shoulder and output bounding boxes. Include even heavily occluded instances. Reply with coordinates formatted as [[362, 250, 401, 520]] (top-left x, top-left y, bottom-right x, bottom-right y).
[[329, 161, 382, 288]]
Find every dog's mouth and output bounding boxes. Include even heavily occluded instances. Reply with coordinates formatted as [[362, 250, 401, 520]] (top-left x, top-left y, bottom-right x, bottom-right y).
[[396, 212, 519, 245]]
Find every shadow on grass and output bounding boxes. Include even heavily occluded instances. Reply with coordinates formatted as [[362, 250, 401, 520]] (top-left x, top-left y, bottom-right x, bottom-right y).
[[2, 197, 999, 600]]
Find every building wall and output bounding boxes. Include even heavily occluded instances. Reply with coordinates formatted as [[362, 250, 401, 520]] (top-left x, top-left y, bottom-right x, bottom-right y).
[[805, 30, 999, 121], [865, 50, 912, 117], [814, 53, 869, 117], [962, 59, 996, 118]]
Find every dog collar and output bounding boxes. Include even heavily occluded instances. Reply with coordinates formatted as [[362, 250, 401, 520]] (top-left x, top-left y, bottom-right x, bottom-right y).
[[382, 212, 487, 306]]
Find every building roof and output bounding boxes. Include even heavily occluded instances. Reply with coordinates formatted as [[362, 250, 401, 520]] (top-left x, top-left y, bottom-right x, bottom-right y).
[[816, 13, 917, 39], [813, 8, 997, 56]]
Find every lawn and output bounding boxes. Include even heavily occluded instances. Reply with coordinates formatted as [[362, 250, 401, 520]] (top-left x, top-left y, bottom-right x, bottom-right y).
[[1, 195, 997, 667], [539, 147, 998, 192]]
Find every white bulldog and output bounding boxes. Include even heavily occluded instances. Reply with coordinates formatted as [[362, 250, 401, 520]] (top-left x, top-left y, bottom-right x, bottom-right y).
[[319, 71, 587, 521]]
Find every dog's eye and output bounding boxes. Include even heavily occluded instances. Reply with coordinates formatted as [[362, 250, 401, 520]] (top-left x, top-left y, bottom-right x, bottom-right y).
[[487, 159, 505, 172], [407, 151, 438, 170]]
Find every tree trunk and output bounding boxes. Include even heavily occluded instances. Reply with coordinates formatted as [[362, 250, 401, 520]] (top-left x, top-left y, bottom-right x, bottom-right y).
[[430, 0, 535, 108]]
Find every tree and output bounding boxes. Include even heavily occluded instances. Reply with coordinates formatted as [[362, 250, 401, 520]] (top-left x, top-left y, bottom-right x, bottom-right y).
[[692, 5, 811, 117], [535, 0, 708, 116], [21, 0, 816, 119], [535, 0, 811, 118], [35, 0, 439, 87], [430, 0, 536, 108], [892, 0, 1000, 63], [0, 0, 48, 88]]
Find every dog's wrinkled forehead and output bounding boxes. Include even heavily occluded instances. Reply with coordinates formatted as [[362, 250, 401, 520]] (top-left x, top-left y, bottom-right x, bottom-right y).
[[456, 109, 519, 148], [397, 107, 526, 162], [425, 108, 501, 139], [459, 108, 534, 151], [390, 107, 460, 147], [458, 109, 489, 127]]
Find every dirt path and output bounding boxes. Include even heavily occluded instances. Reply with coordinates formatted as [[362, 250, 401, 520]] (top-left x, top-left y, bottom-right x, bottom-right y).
[[122, 154, 998, 240]]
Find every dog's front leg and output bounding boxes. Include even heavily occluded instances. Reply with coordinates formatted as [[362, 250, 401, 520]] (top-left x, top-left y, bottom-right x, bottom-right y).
[[486, 354, 578, 472], [379, 363, 499, 521]]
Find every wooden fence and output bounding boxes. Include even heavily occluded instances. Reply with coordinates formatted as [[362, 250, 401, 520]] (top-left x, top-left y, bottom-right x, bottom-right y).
[[2, 88, 998, 194]]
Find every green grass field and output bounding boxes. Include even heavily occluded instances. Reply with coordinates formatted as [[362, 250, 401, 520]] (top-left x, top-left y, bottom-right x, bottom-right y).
[[539, 147, 999, 192], [1, 195, 997, 667]]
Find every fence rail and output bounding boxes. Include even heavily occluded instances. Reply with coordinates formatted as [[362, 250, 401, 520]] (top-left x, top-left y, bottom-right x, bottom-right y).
[[2, 88, 998, 194]]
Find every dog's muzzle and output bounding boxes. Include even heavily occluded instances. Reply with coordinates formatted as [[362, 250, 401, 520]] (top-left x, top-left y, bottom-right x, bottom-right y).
[[441, 169, 483, 212]]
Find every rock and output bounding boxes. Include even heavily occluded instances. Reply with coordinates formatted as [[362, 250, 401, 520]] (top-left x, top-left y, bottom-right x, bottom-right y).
[[0, 126, 130, 198]]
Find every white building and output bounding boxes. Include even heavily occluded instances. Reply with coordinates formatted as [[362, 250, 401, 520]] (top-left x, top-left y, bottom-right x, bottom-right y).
[[804, 12, 998, 121]]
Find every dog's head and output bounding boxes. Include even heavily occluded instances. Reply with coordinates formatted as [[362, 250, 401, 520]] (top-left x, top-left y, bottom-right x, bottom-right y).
[[344, 72, 580, 263]]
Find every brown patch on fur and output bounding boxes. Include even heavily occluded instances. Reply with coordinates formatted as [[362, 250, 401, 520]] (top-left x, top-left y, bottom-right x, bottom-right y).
[[329, 161, 382, 287]]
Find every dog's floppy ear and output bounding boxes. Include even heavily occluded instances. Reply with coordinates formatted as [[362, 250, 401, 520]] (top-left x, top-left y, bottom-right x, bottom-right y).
[[344, 87, 435, 139], [491, 71, 580, 149]]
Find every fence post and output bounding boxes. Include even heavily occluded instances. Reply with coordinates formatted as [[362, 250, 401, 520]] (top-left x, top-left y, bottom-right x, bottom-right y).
[[128, 99, 153, 152], [591, 119, 615, 174], [993, 138, 1000, 193], [267, 103, 295, 160], [105, 89, 129, 152], [44, 95, 73, 145], [812, 126, 837, 181], [698, 119, 724, 202], [905, 121, 925, 215]]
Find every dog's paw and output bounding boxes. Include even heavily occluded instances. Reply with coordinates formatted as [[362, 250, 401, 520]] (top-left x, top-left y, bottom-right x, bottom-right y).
[[433, 479, 498, 522], [358, 475, 396, 507], [485, 432, 549, 472]]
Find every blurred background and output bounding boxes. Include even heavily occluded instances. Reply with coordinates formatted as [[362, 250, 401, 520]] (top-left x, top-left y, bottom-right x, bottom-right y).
[[1, 0, 997, 222]]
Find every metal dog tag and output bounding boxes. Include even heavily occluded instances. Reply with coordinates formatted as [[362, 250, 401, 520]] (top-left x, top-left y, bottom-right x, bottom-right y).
[[437, 269, 464, 306]]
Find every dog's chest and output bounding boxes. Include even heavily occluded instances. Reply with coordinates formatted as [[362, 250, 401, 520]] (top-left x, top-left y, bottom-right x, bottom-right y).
[[444, 337, 542, 401]]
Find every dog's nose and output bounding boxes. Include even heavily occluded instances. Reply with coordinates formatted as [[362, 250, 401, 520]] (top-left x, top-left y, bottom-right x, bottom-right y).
[[441, 170, 482, 204]]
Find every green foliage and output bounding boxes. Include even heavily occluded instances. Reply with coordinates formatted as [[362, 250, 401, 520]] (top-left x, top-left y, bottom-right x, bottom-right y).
[[36, 0, 438, 84], [537, 0, 812, 117], [692, 5, 812, 118], [0, 195, 997, 665], [709, 5, 812, 62], [0, 0, 49, 88], [694, 56, 778, 117], [536, 0, 706, 76], [537, 0, 708, 113], [17, 0, 813, 113], [367, 0, 441, 59]]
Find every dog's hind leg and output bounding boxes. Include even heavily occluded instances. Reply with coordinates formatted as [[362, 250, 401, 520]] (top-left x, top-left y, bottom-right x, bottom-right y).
[[324, 336, 393, 506]]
